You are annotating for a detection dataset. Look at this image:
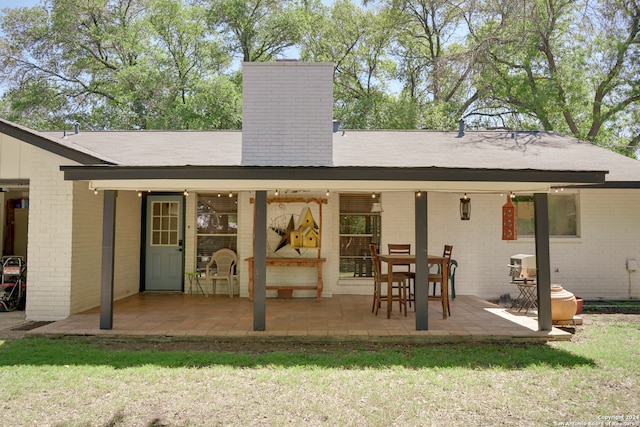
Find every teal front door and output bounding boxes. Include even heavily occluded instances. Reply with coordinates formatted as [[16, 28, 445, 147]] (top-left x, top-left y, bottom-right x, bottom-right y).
[[144, 195, 184, 291]]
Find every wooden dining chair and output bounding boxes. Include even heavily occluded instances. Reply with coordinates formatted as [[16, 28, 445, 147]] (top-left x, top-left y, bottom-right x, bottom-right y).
[[428, 245, 453, 318], [369, 243, 408, 318], [388, 244, 415, 308]]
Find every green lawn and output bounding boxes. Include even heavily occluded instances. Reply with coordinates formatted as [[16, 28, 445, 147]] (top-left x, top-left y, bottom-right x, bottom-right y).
[[0, 314, 638, 426]]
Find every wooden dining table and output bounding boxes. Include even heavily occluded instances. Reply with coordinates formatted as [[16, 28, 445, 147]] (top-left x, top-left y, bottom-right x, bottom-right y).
[[378, 254, 449, 320]]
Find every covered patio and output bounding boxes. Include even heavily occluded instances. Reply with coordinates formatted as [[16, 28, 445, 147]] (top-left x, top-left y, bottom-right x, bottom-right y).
[[55, 61, 607, 335], [26, 293, 571, 343]]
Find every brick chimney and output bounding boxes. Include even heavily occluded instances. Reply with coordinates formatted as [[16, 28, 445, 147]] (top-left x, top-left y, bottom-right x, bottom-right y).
[[241, 61, 334, 166]]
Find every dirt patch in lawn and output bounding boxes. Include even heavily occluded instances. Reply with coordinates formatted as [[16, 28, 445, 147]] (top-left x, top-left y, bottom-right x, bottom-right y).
[[10, 321, 53, 331]]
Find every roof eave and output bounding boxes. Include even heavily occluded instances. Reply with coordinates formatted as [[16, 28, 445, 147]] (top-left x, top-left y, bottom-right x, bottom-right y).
[[564, 181, 640, 189], [60, 164, 607, 186], [0, 120, 112, 165]]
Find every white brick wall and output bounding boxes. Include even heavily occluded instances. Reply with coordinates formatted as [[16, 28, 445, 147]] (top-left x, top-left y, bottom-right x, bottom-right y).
[[69, 181, 103, 313], [329, 190, 640, 301], [234, 190, 336, 298], [457, 189, 640, 300], [69, 188, 141, 315], [242, 62, 334, 166], [26, 150, 142, 321], [110, 191, 142, 300], [381, 192, 415, 252], [570, 189, 640, 300], [0, 133, 31, 179], [113, 191, 141, 300], [25, 149, 74, 321]]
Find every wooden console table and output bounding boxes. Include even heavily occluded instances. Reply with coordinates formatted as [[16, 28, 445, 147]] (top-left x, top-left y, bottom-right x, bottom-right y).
[[246, 257, 326, 301]]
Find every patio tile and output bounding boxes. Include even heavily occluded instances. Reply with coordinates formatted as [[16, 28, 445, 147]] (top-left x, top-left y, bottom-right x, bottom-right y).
[[25, 294, 571, 343]]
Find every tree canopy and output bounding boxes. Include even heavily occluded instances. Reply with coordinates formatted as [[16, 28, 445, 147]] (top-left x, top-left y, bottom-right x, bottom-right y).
[[0, 0, 638, 155]]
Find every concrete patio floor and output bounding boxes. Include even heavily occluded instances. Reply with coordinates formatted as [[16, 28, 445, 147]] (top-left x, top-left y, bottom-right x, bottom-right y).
[[23, 293, 572, 343]]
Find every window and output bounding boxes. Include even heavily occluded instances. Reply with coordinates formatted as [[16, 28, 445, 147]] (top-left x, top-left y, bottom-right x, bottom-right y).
[[151, 201, 179, 246], [515, 194, 578, 236], [196, 194, 238, 271], [339, 194, 381, 278]]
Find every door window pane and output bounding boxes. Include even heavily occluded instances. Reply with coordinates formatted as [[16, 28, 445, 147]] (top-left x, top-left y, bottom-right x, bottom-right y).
[[150, 201, 180, 246]]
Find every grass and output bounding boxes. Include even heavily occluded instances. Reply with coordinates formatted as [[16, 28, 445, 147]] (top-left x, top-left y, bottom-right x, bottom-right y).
[[582, 300, 640, 313], [0, 314, 638, 426]]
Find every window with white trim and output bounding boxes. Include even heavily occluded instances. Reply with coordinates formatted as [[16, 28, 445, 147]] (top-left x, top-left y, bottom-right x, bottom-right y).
[[196, 194, 238, 271], [339, 194, 381, 278]]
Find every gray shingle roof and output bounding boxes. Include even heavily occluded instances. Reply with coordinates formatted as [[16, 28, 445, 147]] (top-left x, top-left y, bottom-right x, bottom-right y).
[[37, 128, 640, 184], [40, 130, 242, 166]]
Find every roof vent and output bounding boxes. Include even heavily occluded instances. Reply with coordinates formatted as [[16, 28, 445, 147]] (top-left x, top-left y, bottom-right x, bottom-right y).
[[74, 123, 79, 134]]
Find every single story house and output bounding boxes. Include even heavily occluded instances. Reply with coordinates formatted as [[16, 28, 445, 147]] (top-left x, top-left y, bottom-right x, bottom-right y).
[[1, 61, 639, 332]]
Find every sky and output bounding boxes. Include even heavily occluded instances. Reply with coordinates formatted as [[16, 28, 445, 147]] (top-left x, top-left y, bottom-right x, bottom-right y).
[[0, 0, 40, 8], [1, 1, 340, 8]]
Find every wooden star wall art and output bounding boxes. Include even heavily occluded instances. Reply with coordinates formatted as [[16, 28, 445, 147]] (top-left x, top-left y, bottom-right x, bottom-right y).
[[270, 206, 319, 254]]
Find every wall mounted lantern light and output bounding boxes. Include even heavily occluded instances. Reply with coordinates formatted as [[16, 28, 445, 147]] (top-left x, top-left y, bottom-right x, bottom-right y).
[[460, 193, 471, 220]]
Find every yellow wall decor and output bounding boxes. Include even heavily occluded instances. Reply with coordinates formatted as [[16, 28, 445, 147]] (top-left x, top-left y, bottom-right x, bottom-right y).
[[301, 227, 319, 248], [290, 229, 304, 248], [296, 207, 317, 229], [252, 197, 327, 258]]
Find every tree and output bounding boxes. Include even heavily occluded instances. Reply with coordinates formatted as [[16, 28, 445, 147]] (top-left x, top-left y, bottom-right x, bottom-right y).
[[146, 0, 240, 129], [205, 0, 308, 62], [469, 0, 640, 154], [300, 0, 404, 128], [0, 0, 241, 130], [0, 79, 69, 130], [0, 0, 638, 149], [360, 0, 479, 129], [147, 74, 242, 129]]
